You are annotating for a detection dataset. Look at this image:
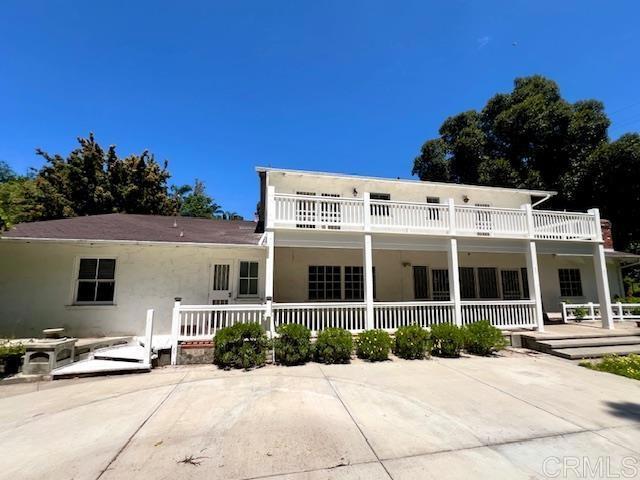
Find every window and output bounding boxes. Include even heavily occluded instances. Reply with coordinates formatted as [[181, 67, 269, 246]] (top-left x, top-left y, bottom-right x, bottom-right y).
[[239, 261, 259, 296], [344, 266, 376, 300], [75, 258, 116, 303], [309, 266, 341, 300], [413, 266, 429, 299], [500, 270, 522, 300], [426, 196, 441, 221], [559, 268, 583, 297], [370, 192, 391, 216], [478, 267, 499, 298], [213, 264, 230, 291], [296, 191, 316, 228], [432, 269, 450, 301], [521, 268, 530, 299], [459, 267, 476, 299]]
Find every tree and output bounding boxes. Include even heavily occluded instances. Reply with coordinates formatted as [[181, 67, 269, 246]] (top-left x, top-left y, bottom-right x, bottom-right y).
[[221, 211, 243, 220], [0, 161, 16, 183], [180, 179, 222, 218]]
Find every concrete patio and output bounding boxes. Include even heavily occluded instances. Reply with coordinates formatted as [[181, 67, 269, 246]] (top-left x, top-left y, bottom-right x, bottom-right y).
[[0, 351, 639, 479]]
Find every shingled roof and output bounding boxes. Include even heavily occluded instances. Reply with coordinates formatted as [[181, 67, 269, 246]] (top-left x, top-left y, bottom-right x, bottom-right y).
[[1, 214, 262, 246]]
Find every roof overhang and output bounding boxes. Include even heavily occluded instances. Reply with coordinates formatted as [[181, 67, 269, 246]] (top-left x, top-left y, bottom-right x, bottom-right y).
[[0, 236, 265, 249]]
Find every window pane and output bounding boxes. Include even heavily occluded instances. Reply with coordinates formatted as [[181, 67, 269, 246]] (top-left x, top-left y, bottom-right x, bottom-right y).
[[249, 262, 258, 277], [459, 267, 476, 299], [97, 259, 116, 279], [249, 279, 258, 295], [77, 281, 96, 302], [240, 261, 248, 277], [239, 278, 249, 295], [96, 282, 115, 302], [78, 259, 97, 279]]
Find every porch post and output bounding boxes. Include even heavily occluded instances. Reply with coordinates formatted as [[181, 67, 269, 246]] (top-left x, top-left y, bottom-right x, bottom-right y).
[[363, 192, 374, 329], [447, 238, 462, 326], [588, 208, 614, 330], [524, 240, 545, 332], [170, 297, 182, 366], [264, 231, 275, 337]]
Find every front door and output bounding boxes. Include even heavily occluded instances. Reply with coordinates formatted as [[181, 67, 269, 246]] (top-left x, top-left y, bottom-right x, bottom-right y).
[[209, 263, 232, 304]]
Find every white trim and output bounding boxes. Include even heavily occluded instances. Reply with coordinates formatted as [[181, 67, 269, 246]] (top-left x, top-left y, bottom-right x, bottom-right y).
[[256, 166, 557, 198], [71, 255, 118, 306], [0, 237, 264, 249]]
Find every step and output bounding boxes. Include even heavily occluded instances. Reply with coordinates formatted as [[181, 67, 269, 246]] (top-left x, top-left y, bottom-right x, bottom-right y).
[[93, 344, 149, 363], [538, 336, 640, 350], [521, 331, 640, 342], [551, 344, 640, 360], [51, 359, 151, 379]]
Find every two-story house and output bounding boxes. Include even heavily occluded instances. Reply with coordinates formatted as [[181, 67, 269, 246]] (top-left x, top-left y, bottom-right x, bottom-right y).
[[1, 167, 636, 362]]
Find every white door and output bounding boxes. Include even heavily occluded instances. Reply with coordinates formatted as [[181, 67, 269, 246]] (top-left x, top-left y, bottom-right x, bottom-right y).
[[209, 263, 232, 304]]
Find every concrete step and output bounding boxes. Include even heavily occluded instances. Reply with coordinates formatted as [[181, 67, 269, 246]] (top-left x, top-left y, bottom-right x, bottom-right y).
[[551, 344, 640, 360], [539, 336, 640, 350], [522, 331, 640, 342], [93, 344, 150, 363], [51, 359, 151, 379]]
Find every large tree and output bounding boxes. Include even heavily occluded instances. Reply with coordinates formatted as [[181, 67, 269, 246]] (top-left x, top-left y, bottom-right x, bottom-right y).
[[179, 179, 222, 218], [412, 75, 640, 252]]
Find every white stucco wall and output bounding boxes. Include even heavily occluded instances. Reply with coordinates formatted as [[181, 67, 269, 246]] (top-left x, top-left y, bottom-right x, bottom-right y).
[[267, 171, 535, 208], [274, 247, 624, 313], [0, 240, 266, 338]]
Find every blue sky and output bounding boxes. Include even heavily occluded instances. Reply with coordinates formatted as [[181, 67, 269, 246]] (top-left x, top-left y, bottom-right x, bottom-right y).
[[1, 1, 639, 218]]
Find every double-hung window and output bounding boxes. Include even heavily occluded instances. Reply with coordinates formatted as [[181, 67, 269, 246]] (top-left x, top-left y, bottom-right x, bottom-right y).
[[344, 266, 376, 300], [559, 268, 583, 297], [478, 267, 499, 298], [239, 261, 259, 296], [75, 258, 116, 304], [308, 266, 341, 300]]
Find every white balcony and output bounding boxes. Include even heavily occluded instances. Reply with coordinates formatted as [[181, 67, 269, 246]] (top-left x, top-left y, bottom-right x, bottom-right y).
[[269, 192, 600, 241]]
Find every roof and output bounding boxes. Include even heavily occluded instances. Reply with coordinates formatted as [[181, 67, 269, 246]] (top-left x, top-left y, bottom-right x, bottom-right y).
[[1, 214, 263, 246], [605, 250, 640, 261], [255, 166, 558, 198]]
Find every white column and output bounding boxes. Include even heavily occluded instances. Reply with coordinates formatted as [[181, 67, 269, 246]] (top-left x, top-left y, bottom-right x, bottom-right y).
[[264, 231, 275, 333], [447, 238, 462, 326], [170, 297, 182, 366], [588, 208, 614, 330], [144, 309, 154, 365], [266, 185, 276, 229], [447, 198, 456, 234], [363, 233, 375, 330], [525, 240, 545, 332]]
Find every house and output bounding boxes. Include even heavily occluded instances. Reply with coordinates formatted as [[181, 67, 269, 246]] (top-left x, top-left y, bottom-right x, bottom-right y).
[[1, 167, 637, 360]]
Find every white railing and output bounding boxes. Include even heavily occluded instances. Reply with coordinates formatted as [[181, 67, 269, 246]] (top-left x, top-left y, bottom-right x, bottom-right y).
[[272, 193, 364, 230], [373, 301, 454, 330], [270, 193, 599, 241], [370, 200, 449, 232], [562, 302, 640, 322], [533, 210, 598, 240], [273, 302, 367, 334], [176, 304, 268, 341], [461, 300, 537, 329], [455, 205, 528, 237]]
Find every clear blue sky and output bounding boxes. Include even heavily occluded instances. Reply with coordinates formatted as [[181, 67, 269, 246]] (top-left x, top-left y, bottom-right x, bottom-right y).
[[1, 1, 639, 218]]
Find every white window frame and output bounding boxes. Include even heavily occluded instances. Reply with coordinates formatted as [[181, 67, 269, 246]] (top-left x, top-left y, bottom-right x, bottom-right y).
[[237, 260, 259, 298], [308, 265, 342, 301], [558, 268, 584, 298], [72, 256, 118, 305]]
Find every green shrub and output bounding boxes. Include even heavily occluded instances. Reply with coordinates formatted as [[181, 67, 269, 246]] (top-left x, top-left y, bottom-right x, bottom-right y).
[[463, 320, 507, 356], [580, 354, 640, 381], [430, 323, 465, 357], [0, 342, 25, 376], [394, 325, 431, 359], [314, 328, 353, 364], [356, 330, 392, 362], [213, 322, 269, 369], [274, 323, 312, 366], [573, 306, 587, 321]]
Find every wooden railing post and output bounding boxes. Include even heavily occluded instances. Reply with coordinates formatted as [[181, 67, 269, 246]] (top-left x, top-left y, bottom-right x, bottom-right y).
[[170, 297, 182, 366]]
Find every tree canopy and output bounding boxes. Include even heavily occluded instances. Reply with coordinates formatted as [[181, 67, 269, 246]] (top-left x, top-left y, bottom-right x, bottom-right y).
[[412, 75, 639, 252], [0, 133, 240, 229]]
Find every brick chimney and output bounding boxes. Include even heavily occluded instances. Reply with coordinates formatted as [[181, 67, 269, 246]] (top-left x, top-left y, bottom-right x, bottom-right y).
[[601, 219, 614, 250]]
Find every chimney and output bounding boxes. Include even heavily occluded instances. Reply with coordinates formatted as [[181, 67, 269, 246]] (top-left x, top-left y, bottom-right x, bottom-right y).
[[601, 219, 614, 250]]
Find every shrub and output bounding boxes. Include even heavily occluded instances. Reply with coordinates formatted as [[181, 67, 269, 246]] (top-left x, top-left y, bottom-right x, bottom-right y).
[[580, 354, 640, 381], [430, 323, 465, 357], [0, 342, 25, 376], [274, 323, 312, 366], [394, 325, 432, 359], [356, 330, 392, 362], [213, 322, 269, 369], [463, 320, 507, 356], [573, 306, 587, 321], [314, 328, 353, 364]]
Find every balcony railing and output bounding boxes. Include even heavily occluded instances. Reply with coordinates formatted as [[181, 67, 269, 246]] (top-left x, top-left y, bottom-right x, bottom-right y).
[[269, 192, 600, 241]]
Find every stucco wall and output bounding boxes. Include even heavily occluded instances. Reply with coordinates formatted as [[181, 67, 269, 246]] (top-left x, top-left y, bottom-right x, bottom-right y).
[[267, 171, 534, 208], [274, 247, 624, 313], [0, 241, 266, 338]]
